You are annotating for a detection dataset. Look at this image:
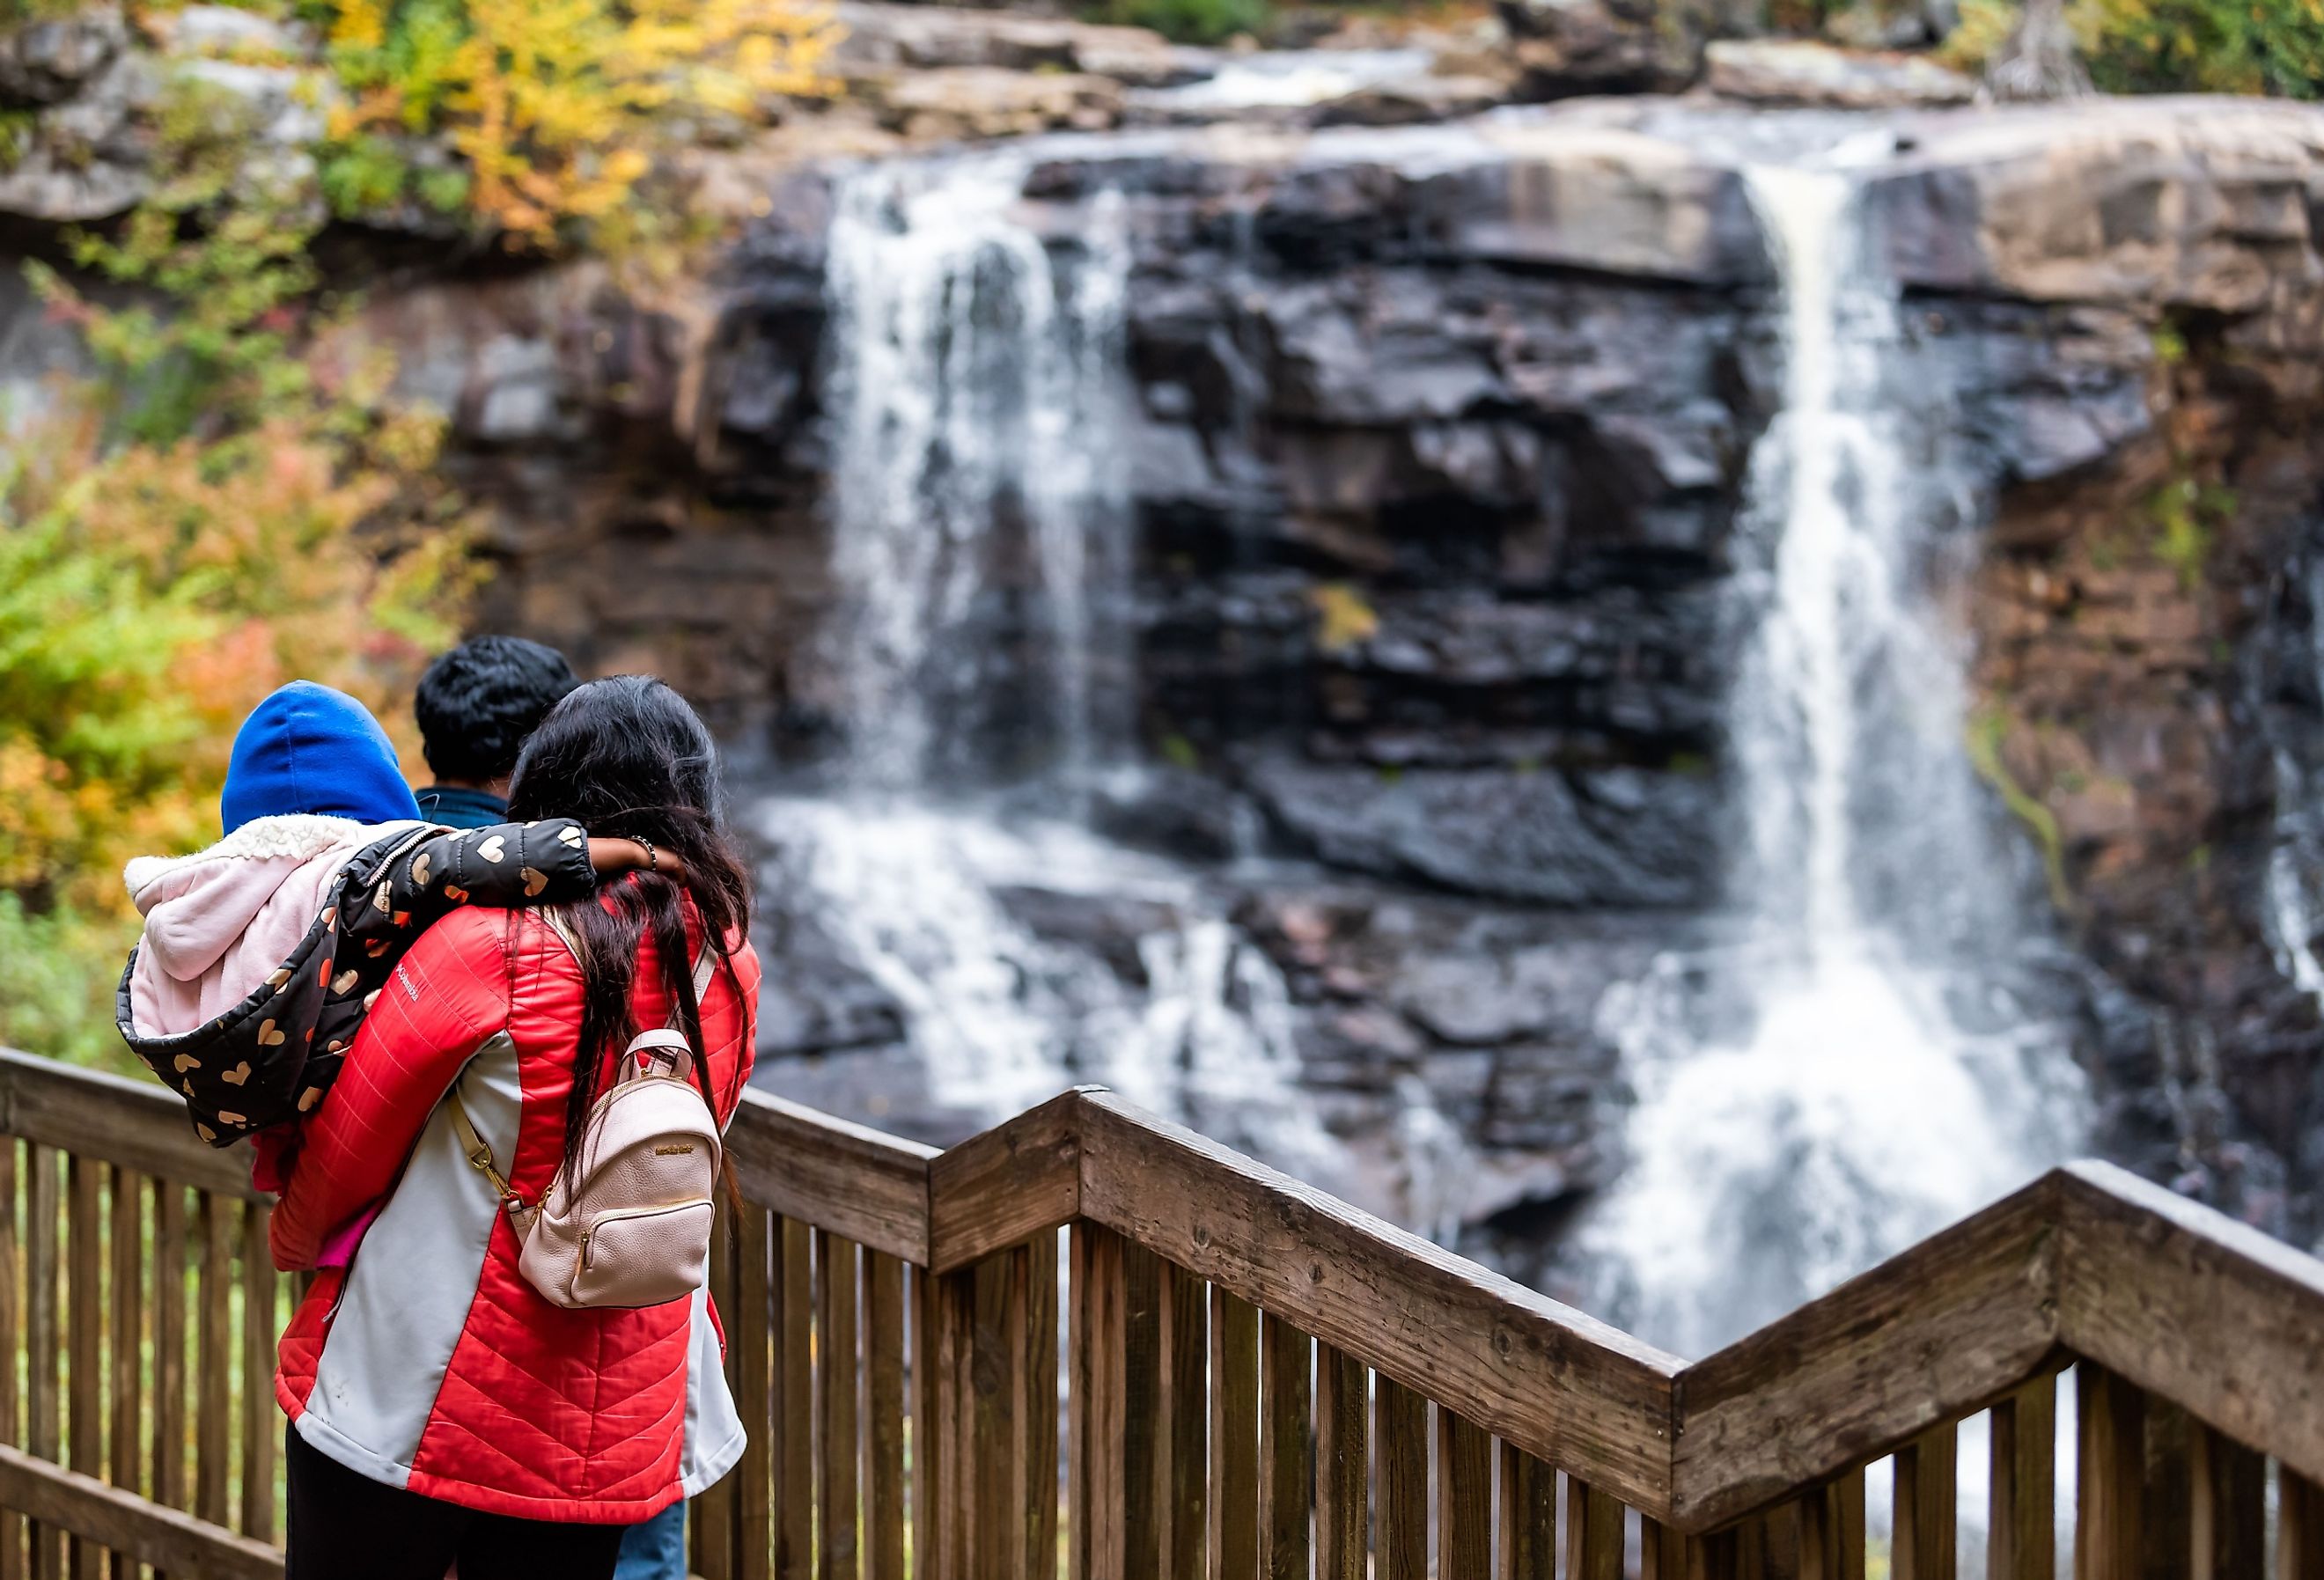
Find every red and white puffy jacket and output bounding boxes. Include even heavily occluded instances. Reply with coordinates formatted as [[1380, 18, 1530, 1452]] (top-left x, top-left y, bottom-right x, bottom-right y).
[[270, 895, 761, 1523]]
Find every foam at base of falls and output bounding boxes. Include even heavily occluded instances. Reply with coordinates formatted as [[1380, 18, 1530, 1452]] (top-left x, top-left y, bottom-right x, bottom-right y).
[[754, 797, 1354, 1193]]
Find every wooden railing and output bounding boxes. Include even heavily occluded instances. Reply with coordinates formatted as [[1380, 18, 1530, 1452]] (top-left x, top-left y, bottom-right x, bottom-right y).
[[0, 1048, 2320, 1577]]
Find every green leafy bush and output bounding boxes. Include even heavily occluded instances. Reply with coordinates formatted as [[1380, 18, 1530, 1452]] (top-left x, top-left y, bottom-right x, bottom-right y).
[[1945, 0, 2324, 96], [1083, 0, 1270, 45]]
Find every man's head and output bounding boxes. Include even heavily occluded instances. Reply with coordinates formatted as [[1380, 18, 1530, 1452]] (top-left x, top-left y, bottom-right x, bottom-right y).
[[415, 636, 578, 795]]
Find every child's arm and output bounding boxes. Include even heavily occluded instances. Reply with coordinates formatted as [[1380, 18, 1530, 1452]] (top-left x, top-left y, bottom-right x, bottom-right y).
[[340, 820, 626, 953], [270, 908, 512, 1270]]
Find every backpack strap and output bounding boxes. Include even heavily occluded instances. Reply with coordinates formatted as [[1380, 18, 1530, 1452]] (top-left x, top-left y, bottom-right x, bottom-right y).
[[448, 1086, 533, 1223]]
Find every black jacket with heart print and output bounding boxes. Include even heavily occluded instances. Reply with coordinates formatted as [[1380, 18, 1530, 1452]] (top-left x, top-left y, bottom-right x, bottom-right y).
[[115, 818, 596, 1147]]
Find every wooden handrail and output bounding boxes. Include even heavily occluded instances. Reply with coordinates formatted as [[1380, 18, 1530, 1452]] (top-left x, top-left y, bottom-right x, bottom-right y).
[[3, 1051, 2322, 1539]]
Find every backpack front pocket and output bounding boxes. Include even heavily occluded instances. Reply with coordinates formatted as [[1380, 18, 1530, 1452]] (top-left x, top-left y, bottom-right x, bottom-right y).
[[570, 1200, 716, 1309]]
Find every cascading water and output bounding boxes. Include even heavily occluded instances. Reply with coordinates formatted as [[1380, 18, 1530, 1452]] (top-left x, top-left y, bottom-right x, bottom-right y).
[[820, 152, 1132, 793], [756, 148, 1355, 1190], [1579, 157, 2088, 1361]]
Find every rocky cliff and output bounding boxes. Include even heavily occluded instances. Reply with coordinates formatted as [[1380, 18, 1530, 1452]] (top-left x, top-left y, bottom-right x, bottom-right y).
[[9, 21, 2324, 1254]]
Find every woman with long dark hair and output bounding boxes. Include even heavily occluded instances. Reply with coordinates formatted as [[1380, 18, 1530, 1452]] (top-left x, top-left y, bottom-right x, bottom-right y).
[[268, 677, 761, 1580]]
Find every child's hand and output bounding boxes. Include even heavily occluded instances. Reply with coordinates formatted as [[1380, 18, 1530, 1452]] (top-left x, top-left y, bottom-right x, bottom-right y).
[[587, 838, 688, 886]]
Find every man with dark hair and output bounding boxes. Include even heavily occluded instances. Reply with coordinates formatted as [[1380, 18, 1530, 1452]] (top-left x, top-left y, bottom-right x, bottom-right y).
[[413, 636, 579, 828]]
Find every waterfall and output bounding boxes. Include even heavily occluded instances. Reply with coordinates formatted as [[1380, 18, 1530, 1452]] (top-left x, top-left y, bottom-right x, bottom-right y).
[[820, 153, 1132, 792], [1579, 160, 2088, 1362], [756, 151, 1357, 1194]]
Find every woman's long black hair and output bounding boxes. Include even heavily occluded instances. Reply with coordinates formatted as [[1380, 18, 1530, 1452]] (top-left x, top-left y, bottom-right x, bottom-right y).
[[506, 675, 753, 1186]]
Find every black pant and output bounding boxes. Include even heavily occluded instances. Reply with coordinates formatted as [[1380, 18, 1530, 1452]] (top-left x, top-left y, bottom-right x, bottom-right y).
[[285, 1425, 627, 1580]]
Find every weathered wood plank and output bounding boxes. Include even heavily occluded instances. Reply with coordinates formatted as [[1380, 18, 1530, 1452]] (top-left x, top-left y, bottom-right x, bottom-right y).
[[819, 1232, 862, 1580], [926, 1091, 1081, 1274], [731, 1206, 771, 1580], [0, 1138, 20, 1580], [105, 1167, 139, 1569], [2058, 1163, 2324, 1487], [909, 1265, 939, 1580], [1435, 1409, 1489, 1580], [0, 1447, 278, 1580], [1313, 1346, 1364, 1580], [1077, 1094, 1680, 1514], [1372, 1375, 1425, 1580], [64, 1158, 99, 1580], [1497, 1444, 1554, 1580], [973, 1237, 1055, 1580], [1259, 1313, 1310, 1580], [1674, 1179, 2061, 1529], [26, 1145, 56, 1580], [1160, 1262, 1206, 1580], [2284, 1470, 2324, 1580], [2187, 1422, 2261, 1580], [775, 1217, 813, 1580], [151, 1183, 185, 1521], [1893, 1425, 1955, 1580], [1209, 1287, 1259, 1580], [863, 1251, 906, 1580], [923, 1266, 975, 1580], [1070, 1224, 1125, 1580], [1117, 1239, 1163, 1577], [193, 1194, 231, 1532], [726, 1090, 935, 1266], [238, 1202, 276, 1544], [698, 1202, 738, 1580], [1989, 1379, 2056, 1580], [1564, 1479, 1622, 1580], [2142, 1399, 2193, 1580], [2075, 1365, 2144, 1580], [0, 1056, 254, 1204]]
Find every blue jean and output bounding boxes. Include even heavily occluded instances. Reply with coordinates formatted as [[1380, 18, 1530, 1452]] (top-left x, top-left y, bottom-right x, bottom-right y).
[[613, 1502, 688, 1580]]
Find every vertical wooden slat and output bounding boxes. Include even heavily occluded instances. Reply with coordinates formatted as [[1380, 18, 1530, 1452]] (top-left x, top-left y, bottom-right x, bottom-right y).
[[1373, 1375, 1425, 1580], [1209, 1288, 1260, 1580], [1258, 1314, 1310, 1580], [0, 1138, 19, 1580], [926, 1263, 976, 1580], [1313, 1347, 1364, 1580], [818, 1232, 861, 1580], [194, 1193, 232, 1531], [106, 1170, 140, 1532], [1641, 1522, 1687, 1580], [1160, 1262, 1206, 1580], [2141, 1400, 2193, 1580], [699, 1203, 739, 1580], [1019, 1233, 1060, 1580], [238, 1202, 276, 1543], [1118, 1241, 1163, 1578], [1497, 1444, 1554, 1580], [776, 1218, 813, 1580], [1990, 1381, 2056, 1580], [909, 1263, 938, 1580], [2075, 1367, 2144, 1580], [1894, 1424, 1957, 1580], [1564, 1478, 1622, 1580], [1832, 1467, 1867, 1580], [25, 1146, 55, 1580], [151, 1180, 186, 1524], [2283, 1470, 2324, 1580], [1071, 1224, 1126, 1580], [863, 1251, 906, 1580], [1434, 1410, 1489, 1580], [736, 1205, 773, 1580], [66, 1158, 101, 1580], [970, 1246, 1019, 1580], [2187, 1423, 2262, 1580]]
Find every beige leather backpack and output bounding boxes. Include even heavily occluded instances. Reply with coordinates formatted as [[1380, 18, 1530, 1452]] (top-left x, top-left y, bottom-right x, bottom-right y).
[[452, 929, 724, 1311]]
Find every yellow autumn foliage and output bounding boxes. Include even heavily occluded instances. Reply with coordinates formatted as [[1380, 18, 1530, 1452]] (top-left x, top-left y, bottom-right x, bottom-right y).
[[321, 0, 842, 245]]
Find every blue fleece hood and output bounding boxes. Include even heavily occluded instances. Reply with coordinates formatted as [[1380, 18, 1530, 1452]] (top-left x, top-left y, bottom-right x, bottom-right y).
[[220, 681, 421, 835]]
